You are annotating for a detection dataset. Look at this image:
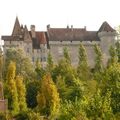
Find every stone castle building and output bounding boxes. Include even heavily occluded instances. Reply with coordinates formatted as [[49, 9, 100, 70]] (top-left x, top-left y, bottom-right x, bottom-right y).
[[1, 17, 117, 67]]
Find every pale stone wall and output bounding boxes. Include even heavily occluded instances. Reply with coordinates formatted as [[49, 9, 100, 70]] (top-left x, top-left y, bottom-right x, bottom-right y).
[[98, 31, 116, 65], [49, 41, 99, 67]]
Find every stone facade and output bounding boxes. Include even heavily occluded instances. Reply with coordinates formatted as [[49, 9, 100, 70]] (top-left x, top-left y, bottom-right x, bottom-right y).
[[1, 17, 117, 67], [2, 17, 48, 67]]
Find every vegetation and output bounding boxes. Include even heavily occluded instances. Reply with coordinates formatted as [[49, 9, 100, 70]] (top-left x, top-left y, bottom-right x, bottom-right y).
[[0, 46, 120, 120]]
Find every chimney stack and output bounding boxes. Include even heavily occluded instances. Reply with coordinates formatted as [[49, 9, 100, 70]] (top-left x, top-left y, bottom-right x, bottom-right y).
[[47, 24, 50, 29], [67, 25, 69, 29]]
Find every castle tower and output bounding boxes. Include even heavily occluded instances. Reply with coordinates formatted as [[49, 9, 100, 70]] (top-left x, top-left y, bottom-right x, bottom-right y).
[[98, 21, 117, 65]]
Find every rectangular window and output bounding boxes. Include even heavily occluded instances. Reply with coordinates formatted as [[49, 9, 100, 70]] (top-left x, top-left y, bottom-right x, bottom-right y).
[[43, 57, 46, 62], [32, 57, 34, 62], [37, 49, 39, 53], [58, 47, 63, 55], [27, 48, 29, 53]]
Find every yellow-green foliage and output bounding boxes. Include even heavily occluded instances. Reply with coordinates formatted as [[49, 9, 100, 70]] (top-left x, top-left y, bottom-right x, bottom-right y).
[[16, 75, 27, 111], [37, 74, 60, 117], [6, 61, 19, 114]]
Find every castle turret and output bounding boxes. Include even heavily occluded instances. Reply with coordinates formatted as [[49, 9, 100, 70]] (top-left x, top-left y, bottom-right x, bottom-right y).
[[98, 21, 117, 65]]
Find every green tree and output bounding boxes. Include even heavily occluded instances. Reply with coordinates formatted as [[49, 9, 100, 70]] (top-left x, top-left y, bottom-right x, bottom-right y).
[[6, 61, 19, 114], [26, 80, 40, 108], [94, 44, 103, 73], [16, 75, 27, 111], [77, 43, 91, 81], [104, 63, 120, 114], [108, 46, 118, 66], [5, 48, 34, 80], [37, 74, 60, 119], [58, 99, 88, 120], [63, 47, 71, 64], [86, 89, 113, 120], [116, 41, 120, 62], [47, 52, 54, 73]]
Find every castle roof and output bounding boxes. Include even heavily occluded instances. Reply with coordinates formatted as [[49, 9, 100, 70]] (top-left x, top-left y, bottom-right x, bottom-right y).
[[29, 31, 48, 49], [12, 16, 22, 36], [98, 21, 115, 32], [47, 27, 100, 41]]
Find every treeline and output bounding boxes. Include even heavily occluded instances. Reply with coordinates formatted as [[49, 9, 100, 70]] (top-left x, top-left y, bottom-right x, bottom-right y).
[[0, 42, 120, 120]]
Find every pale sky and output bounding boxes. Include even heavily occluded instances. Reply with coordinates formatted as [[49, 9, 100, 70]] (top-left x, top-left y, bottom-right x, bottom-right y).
[[0, 0, 120, 36]]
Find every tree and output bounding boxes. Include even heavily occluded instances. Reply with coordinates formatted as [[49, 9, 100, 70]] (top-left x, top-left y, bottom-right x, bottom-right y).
[[5, 48, 34, 80], [26, 80, 40, 108], [6, 61, 19, 114], [47, 52, 54, 73], [37, 74, 60, 119], [58, 98, 88, 120], [116, 41, 120, 62], [16, 75, 27, 111], [77, 43, 91, 81], [108, 45, 118, 66], [63, 47, 71, 64], [104, 63, 120, 114], [86, 89, 113, 120], [94, 44, 103, 73]]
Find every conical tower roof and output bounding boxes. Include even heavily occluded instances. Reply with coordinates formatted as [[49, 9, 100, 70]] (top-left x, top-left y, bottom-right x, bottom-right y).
[[12, 16, 22, 35], [98, 21, 115, 32]]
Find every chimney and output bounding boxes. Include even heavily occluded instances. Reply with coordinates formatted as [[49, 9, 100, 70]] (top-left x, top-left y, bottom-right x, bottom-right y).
[[31, 25, 36, 38], [47, 24, 50, 29], [67, 25, 69, 29]]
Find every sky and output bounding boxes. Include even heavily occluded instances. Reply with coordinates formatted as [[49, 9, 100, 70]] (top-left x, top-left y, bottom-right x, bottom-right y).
[[0, 0, 120, 37]]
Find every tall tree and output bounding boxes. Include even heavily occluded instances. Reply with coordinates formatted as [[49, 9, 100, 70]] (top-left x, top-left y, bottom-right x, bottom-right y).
[[63, 47, 71, 64], [6, 61, 19, 114], [115, 41, 120, 62], [77, 43, 90, 81], [37, 74, 60, 119], [5, 48, 34, 80], [108, 45, 118, 66], [94, 44, 103, 73], [104, 63, 120, 114], [47, 52, 54, 73], [16, 75, 27, 111]]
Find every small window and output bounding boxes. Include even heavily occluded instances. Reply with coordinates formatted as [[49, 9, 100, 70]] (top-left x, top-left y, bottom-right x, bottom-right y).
[[41, 57, 42, 62], [27, 48, 29, 53], [58, 47, 63, 55], [32, 57, 34, 62], [41, 57, 46, 62], [37, 49, 39, 53], [43, 57, 46, 62]]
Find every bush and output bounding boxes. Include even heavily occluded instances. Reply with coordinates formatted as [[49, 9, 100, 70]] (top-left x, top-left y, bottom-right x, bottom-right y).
[[0, 112, 7, 120]]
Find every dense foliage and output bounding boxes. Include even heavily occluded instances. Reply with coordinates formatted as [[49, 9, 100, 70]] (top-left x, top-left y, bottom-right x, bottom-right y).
[[0, 45, 120, 120]]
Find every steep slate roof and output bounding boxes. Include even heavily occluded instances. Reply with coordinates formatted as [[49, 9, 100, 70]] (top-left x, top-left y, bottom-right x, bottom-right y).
[[98, 21, 115, 32], [47, 28, 100, 41], [12, 16, 22, 36]]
